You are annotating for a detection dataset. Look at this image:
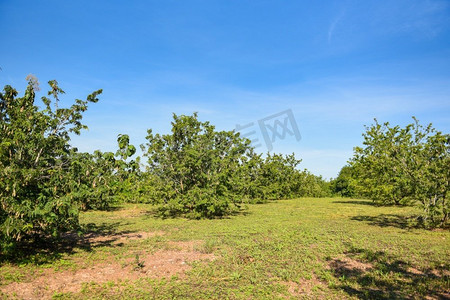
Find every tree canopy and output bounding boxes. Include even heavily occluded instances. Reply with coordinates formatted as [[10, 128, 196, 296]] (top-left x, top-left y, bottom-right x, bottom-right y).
[[0, 77, 101, 244], [350, 118, 449, 226]]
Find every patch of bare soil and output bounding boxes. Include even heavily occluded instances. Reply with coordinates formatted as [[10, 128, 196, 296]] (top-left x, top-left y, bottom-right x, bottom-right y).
[[407, 266, 424, 275], [279, 274, 325, 298], [0, 239, 215, 300], [328, 255, 373, 276], [429, 267, 450, 278]]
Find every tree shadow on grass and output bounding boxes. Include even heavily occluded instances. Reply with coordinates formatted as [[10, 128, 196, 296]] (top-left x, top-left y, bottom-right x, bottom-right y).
[[328, 247, 450, 299], [350, 214, 423, 230], [332, 200, 380, 206], [142, 205, 251, 220], [1, 221, 134, 265], [98, 205, 123, 212]]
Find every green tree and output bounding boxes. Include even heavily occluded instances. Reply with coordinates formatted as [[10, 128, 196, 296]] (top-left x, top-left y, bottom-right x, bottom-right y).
[[0, 77, 101, 245], [413, 131, 449, 226], [296, 170, 331, 198], [350, 118, 449, 227], [142, 113, 252, 218], [68, 150, 116, 211], [330, 165, 356, 197], [233, 151, 330, 201], [257, 153, 302, 200], [69, 134, 143, 210], [351, 120, 416, 205]]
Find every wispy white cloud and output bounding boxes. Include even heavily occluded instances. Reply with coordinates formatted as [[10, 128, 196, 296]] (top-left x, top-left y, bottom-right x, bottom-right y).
[[328, 10, 346, 43]]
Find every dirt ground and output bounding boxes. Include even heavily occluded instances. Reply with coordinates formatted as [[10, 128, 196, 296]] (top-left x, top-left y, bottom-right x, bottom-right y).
[[0, 232, 215, 300]]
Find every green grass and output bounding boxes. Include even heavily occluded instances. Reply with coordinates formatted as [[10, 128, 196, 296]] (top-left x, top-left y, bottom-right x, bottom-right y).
[[1, 198, 449, 299]]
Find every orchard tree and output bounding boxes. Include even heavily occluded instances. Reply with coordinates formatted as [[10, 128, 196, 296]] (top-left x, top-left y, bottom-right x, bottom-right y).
[[141, 113, 332, 215], [295, 170, 331, 198], [257, 153, 302, 200], [242, 153, 330, 201], [350, 118, 449, 227], [0, 76, 101, 246], [142, 113, 252, 218], [68, 150, 116, 211], [415, 131, 449, 225], [351, 120, 417, 205], [111, 134, 146, 204], [69, 134, 144, 210], [330, 165, 357, 197]]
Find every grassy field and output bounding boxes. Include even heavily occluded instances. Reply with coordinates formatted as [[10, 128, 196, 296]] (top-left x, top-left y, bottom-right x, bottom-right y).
[[0, 198, 449, 299]]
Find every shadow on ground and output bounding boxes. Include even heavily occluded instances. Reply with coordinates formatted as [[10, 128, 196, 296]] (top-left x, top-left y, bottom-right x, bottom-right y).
[[328, 247, 450, 299], [142, 205, 251, 220], [332, 200, 379, 206], [333, 199, 423, 230], [350, 214, 422, 230], [0, 221, 134, 265]]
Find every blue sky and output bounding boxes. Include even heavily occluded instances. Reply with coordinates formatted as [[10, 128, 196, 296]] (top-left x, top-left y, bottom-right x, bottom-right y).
[[1, 0, 450, 179]]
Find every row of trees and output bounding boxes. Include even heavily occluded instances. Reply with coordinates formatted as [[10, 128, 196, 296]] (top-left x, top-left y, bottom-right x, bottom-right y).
[[0, 78, 330, 251], [2, 77, 447, 253], [141, 113, 329, 218], [331, 119, 449, 227]]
